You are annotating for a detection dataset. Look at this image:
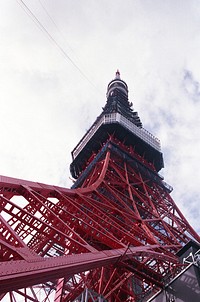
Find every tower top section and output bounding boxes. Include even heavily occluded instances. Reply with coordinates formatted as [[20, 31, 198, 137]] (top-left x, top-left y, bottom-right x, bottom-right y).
[[107, 70, 128, 98], [70, 72, 163, 179]]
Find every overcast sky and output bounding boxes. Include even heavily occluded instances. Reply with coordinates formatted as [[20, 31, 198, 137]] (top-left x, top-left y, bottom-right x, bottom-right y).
[[0, 0, 200, 233]]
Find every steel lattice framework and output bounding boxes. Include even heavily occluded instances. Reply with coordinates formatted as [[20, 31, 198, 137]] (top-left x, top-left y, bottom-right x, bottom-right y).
[[0, 72, 199, 301]]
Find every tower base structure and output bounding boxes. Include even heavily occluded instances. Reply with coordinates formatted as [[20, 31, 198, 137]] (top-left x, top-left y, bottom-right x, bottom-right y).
[[0, 137, 199, 301]]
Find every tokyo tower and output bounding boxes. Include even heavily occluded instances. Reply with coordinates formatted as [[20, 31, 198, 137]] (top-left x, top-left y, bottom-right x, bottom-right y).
[[0, 71, 200, 302]]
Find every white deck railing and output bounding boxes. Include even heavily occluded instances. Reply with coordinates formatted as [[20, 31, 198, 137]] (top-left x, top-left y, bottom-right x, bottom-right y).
[[72, 113, 161, 159]]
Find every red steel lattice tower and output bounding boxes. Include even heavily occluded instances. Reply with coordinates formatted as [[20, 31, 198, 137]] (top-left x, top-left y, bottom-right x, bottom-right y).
[[0, 71, 200, 302]]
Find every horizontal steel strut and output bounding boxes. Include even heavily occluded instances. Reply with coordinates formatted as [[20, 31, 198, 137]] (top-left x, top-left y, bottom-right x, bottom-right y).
[[0, 245, 176, 294]]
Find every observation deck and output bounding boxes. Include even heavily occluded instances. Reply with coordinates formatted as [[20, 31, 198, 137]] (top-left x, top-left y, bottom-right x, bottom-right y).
[[72, 112, 161, 160], [70, 112, 163, 179]]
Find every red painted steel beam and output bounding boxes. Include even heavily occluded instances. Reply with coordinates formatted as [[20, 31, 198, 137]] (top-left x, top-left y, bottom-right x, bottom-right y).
[[0, 245, 176, 294], [0, 175, 75, 196]]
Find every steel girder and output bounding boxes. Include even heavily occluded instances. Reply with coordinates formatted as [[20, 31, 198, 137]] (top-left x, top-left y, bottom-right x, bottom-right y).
[[0, 139, 199, 301]]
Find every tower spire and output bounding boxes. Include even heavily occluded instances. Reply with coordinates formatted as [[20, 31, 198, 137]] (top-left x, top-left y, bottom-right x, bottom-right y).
[[115, 69, 121, 79], [107, 70, 128, 97]]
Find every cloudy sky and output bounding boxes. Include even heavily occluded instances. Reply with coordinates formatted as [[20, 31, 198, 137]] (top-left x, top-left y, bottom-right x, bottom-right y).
[[0, 0, 200, 233]]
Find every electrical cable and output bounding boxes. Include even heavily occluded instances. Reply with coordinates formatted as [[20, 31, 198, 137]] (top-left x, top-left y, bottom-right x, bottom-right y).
[[38, 0, 89, 82], [16, 0, 100, 92], [38, 0, 76, 53]]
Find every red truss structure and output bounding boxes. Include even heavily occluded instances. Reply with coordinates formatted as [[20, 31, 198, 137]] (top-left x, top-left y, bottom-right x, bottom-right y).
[[0, 71, 199, 302]]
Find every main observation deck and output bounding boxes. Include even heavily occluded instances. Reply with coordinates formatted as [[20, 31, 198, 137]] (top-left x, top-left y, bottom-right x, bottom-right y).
[[70, 112, 163, 179], [72, 112, 161, 160]]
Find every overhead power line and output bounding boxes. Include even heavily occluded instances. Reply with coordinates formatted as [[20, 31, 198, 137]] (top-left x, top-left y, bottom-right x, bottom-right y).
[[38, 0, 75, 53], [38, 0, 83, 70], [16, 0, 99, 91]]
